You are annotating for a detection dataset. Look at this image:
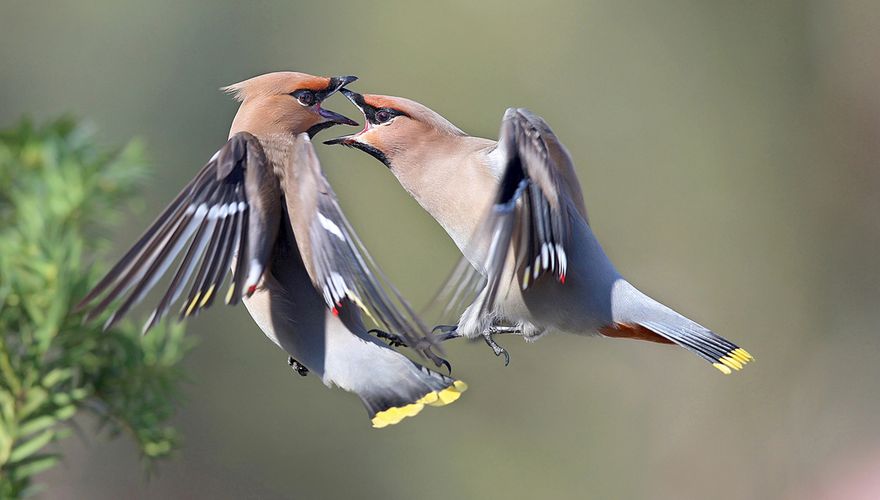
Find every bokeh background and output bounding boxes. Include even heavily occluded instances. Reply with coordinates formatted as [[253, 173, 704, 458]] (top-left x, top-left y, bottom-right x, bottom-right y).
[[2, 1, 879, 498]]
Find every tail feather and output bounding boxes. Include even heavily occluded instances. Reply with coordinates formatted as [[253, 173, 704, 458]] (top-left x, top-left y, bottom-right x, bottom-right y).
[[609, 279, 753, 374], [358, 363, 467, 428], [638, 320, 753, 374], [245, 237, 466, 430]]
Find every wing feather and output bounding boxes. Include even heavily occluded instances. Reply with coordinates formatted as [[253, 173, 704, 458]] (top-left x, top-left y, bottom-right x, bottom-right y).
[[77, 132, 278, 333], [281, 135, 437, 353], [438, 108, 580, 322]]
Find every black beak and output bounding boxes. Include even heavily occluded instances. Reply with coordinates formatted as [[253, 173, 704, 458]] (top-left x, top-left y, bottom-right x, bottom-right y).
[[322, 89, 391, 167], [322, 136, 351, 145], [337, 88, 385, 125], [307, 75, 359, 137], [323, 89, 374, 145], [329, 75, 358, 93], [324, 89, 367, 145], [318, 107, 358, 127], [317, 75, 358, 101], [339, 88, 368, 110]]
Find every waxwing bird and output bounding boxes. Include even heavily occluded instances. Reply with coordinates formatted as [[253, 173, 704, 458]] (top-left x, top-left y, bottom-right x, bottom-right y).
[[76, 72, 466, 428], [326, 89, 753, 374]]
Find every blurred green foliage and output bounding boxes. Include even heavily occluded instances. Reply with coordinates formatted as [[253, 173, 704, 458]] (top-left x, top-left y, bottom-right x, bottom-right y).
[[0, 118, 190, 498]]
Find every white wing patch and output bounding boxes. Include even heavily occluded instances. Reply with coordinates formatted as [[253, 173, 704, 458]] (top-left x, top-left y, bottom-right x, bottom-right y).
[[522, 243, 567, 290], [317, 213, 346, 241]]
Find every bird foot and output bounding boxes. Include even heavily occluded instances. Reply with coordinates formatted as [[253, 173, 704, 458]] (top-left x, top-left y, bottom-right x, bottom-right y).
[[287, 356, 309, 377], [412, 337, 452, 374], [368, 328, 407, 347], [483, 330, 511, 366], [433, 324, 513, 365], [371, 329, 451, 374], [431, 324, 461, 342]]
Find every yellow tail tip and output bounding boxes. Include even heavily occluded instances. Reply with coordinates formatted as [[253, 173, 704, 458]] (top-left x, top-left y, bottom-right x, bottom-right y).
[[719, 356, 743, 371], [712, 348, 754, 374], [371, 380, 467, 428], [713, 363, 733, 375], [732, 348, 754, 362]]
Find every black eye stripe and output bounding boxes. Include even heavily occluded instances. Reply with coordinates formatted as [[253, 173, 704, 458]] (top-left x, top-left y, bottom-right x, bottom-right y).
[[374, 110, 391, 124], [367, 107, 405, 125]]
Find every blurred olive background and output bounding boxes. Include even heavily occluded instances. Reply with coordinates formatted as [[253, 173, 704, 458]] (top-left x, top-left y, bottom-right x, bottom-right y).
[[2, 1, 879, 499]]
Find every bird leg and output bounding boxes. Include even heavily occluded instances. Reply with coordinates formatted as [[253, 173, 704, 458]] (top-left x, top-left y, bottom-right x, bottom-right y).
[[431, 324, 461, 342], [287, 356, 309, 377], [484, 325, 523, 365], [370, 328, 452, 374], [433, 323, 521, 339], [488, 325, 522, 335], [432, 323, 516, 366], [368, 328, 406, 347]]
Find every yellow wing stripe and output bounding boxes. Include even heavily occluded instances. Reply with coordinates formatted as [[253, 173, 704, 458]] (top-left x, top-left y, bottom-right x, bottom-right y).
[[184, 292, 201, 317], [199, 285, 215, 308]]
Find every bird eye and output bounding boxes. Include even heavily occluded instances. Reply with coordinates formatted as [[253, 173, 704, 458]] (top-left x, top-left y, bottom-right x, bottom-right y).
[[374, 110, 392, 124], [296, 90, 316, 106]]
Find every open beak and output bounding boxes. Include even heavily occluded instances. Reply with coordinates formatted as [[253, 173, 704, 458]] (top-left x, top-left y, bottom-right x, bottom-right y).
[[323, 89, 391, 167], [324, 89, 369, 145], [317, 106, 358, 127], [307, 76, 359, 137], [320, 75, 358, 100]]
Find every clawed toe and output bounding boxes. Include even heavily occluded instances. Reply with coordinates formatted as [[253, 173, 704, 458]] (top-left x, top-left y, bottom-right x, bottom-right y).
[[411, 338, 452, 374], [368, 328, 407, 347], [368, 328, 452, 374], [425, 349, 452, 374], [287, 356, 309, 376], [432, 324, 461, 342], [482, 333, 510, 366], [432, 324, 458, 334]]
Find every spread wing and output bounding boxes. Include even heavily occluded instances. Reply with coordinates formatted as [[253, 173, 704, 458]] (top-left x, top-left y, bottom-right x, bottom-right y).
[[76, 132, 281, 332], [281, 134, 436, 352], [437, 108, 584, 320]]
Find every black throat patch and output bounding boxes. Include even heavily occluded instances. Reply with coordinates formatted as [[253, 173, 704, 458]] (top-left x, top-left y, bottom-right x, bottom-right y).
[[346, 141, 390, 168]]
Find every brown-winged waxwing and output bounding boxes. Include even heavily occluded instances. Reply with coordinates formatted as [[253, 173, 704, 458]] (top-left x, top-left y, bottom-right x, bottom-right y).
[[326, 89, 752, 374], [77, 73, 466, 428]]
